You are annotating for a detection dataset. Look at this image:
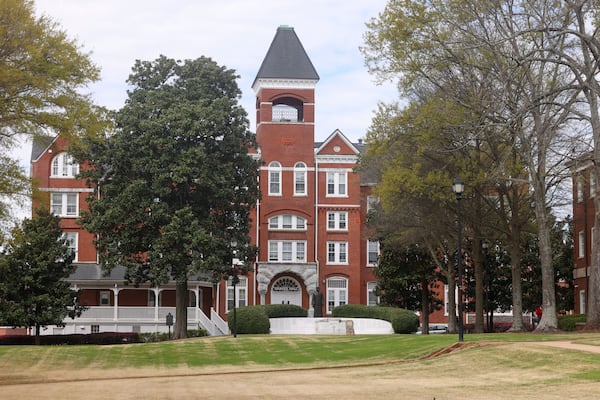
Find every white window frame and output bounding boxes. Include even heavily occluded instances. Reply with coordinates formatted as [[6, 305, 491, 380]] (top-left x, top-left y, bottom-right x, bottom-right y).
[[99, 291, 110, 306], [227, 277, 247, 312], [294, 162, 307, 196], [51, 192, 78, 217], [579, 231, 585, 259], [51, 152, 79, 178], [326, 171, 347, 197], [367, 281, 379, 306], [268, 214, 306, 230], [268, 161, 282, 196], [367, 195, 379, 212], [367, 240, 380, 266], [327, 241, 348, 264], [577, 175, 584, 203], [62, 232, 78, 261], [268, 240, 306, 262], [327, 211, 347, 231], [326, 277, 348, 314]]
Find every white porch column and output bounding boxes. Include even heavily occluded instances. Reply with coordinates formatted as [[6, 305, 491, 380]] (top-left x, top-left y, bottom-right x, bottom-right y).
[[194, 285, 200, 322], [112, 284, 120, 321], [154, 287, 160, 321]]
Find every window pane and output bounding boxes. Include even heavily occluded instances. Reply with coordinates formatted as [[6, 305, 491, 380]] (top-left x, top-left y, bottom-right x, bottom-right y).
[[339, 213, 346, 229], [269, 216, 278, 229], [269, 242, 278, 261], [282, 241, 292, 261], [328, 213, 335, 229], [282, 215, 292, 229], [296, 217, 305, 229], [66, 194, 77, 215], [296, 242, 305, 261], [51, 193, 62, 214]]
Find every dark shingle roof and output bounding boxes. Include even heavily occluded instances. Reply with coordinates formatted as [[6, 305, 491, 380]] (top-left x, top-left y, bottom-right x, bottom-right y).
[[253, 26, 319, 87], [31, 135, 56, 162]]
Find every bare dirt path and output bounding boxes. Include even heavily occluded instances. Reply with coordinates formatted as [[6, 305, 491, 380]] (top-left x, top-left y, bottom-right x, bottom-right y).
[[2, 341, 600, 400]]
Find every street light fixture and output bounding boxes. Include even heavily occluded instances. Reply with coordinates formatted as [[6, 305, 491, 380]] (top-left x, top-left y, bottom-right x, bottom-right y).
[[452, 177, 465, 342]]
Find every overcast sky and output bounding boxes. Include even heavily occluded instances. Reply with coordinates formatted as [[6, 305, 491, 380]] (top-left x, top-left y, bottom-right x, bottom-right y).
[[31, 0, 398, 140], [14, 0, 399, 218]]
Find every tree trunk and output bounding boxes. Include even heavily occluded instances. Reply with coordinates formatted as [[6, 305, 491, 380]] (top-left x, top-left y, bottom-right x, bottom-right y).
[[472, 237, 485, 333], [446, 266, 458, 334], [173, 280, 188, 339], [420, 279, 430, 334], [508, 228, 525, 331], [35, 324, 41, 346], [534, 186, 558, 331]]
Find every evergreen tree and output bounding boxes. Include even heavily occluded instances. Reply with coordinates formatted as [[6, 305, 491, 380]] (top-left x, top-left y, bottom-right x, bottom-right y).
[[79, 56, 259, 339], [0, 208, 84, 344]]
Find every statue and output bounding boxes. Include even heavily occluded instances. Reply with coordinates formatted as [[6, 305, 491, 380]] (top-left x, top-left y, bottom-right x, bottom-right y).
[[312, 287, 324, 317]]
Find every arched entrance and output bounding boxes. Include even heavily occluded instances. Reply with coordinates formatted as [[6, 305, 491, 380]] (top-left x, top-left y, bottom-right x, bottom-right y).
[[270, 276, 302, 306]]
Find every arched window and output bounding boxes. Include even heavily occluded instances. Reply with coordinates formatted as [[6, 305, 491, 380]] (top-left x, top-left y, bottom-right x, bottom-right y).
[[268, 214, 306, 230], [326, 277, 348, 313], [271, 96, 303, 122], [294, 162, 307, 195], [268, 161, 282, 196], [51, 152, 79, 177]]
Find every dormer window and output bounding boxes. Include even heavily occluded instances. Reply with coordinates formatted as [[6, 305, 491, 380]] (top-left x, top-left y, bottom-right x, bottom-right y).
[[51, 152, 79, 177]]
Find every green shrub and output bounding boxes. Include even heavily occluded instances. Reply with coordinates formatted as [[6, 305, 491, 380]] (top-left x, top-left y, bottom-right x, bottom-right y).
[[332, 304, 419, 334], [228, 306, 270, 334], [259, 304, 307, 318], [558, 314, 586, 331]]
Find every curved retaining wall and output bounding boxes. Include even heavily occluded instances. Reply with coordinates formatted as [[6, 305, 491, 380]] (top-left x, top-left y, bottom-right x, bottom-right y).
[[269, 317, 394, 335]]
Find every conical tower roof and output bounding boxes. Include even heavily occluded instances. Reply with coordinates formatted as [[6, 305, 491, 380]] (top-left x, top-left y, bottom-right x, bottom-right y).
[[252, 26, 319, 88]]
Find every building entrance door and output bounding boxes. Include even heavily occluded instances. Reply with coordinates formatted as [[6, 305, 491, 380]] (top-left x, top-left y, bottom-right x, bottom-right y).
[[270, 277, 302, 306]]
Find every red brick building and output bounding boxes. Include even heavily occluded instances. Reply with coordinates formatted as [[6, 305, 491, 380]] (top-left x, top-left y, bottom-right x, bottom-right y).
[[29, 26, 382, 335], [571, 153, 594, 314]]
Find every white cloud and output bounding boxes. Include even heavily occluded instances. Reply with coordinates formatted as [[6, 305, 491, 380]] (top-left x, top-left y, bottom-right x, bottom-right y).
[[13, 0, 399, 218]]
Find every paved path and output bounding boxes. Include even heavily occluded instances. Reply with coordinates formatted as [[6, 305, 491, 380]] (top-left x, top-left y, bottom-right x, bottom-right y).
[[526, 340, 600, 353]]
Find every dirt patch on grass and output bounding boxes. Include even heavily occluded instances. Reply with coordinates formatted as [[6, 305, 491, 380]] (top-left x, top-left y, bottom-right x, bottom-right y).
[[2, 341, 600, 399]]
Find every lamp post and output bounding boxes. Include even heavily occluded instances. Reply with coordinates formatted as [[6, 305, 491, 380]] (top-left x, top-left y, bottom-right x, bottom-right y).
[[452, 177, 465, 342], [231, 265, 239, 338]]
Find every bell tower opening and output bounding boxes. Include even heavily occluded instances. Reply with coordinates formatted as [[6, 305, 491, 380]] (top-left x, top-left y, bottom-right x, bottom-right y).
[[272, 96, 303, 122]]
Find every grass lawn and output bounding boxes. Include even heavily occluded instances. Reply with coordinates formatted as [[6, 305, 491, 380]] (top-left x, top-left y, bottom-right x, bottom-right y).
[[2, 332, 600, 399]]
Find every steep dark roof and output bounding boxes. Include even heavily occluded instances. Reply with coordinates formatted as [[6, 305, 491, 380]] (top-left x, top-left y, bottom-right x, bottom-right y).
[[31, 135, 56, 162], [253, 26, 319, 87]]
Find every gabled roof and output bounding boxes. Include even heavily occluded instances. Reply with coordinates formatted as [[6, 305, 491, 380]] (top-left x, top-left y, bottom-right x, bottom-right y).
[[31, 135, 57, 162], [252, 26, 319, 88], [315, 129, 360, 155]]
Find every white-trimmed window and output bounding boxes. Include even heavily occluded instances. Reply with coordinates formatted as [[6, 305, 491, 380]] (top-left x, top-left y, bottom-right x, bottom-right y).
[[367, 195, 379, 212], [99, 291, 110, 306], [327, 241, 348, 264], [294, 162, 307, 195], [268, 240, 306, 262], [326, 277, 348, 313], [579, 231, 585, 258], [577, 175, 584, 203], [327, 211, 347, 231], [51, 193, 78, 217], [591, 173, 597, 198], [227, 277, 247, 312], [51, 152, 79, 177], [268, 161, 282, 196], [367, 240, 380, 265], [580, 290, 586, 314], [269, 214, 306, 230], [367, 281, 379, 306], [62, 232, 78, 261], [326, 171, 347, 196]]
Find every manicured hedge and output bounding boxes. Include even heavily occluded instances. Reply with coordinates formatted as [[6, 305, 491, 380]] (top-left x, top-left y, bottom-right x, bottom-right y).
[[258, 304, 307, 318], [228, 306, 270, 334], [0, 332, 141, 345], [332, 304, 419, 334], [558, 314, 586, 331]]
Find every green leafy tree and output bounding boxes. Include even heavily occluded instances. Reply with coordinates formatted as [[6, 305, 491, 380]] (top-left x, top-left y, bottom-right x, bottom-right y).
[[0, 0, 109, 225], [373, 242, 441, 334], [79, 56, 259, 339], [0, 208, 84, 344]]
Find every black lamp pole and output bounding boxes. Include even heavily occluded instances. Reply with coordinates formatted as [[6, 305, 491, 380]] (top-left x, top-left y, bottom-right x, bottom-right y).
[[453, 177, 465, 342], [231, 265, 239, 338]]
